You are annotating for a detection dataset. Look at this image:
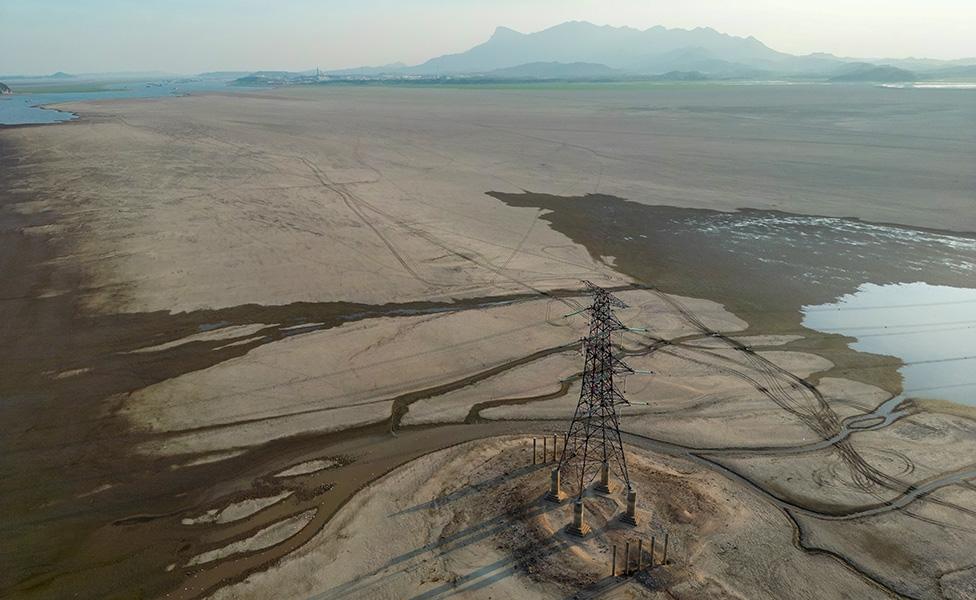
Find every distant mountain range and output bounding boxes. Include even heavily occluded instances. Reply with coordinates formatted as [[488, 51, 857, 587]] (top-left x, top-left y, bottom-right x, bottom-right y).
[[0, 71, 74, 81], [0, 70, 177, 81], [7, 22, 975, 86], [486, 61, 619, 79], [411, 22, 788, 75], [317, 21, 976, 83]]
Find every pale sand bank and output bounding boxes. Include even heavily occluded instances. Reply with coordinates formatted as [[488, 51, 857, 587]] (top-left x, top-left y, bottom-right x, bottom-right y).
[[188, 509, 316, 566], [122, 289, 748, 456], [182, 491, 294, 525]]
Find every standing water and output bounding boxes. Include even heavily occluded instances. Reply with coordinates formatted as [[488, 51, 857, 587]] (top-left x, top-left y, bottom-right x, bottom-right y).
[[0, 79, 239, 125], [802, 282, 976, 405]]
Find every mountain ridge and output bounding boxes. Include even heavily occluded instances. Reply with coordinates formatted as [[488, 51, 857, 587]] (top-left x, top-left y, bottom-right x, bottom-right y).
[[829, 64, 918, 82], [408, 21, 788, 75], [325, 21, 976, 81]]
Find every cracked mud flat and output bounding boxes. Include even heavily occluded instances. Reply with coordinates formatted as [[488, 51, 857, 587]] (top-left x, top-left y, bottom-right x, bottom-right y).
[[1, 85, 975, 599]]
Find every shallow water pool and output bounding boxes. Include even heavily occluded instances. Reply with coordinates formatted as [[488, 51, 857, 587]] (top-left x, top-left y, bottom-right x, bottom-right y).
[[0, 79, 236, 125], [802, 282, 976, 405]]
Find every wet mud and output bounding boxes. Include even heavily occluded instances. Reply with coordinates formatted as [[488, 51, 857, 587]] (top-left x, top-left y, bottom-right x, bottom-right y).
[[4, 128, 975, 599], [0, 136, 571, 599], [487, 190, 976, 396]]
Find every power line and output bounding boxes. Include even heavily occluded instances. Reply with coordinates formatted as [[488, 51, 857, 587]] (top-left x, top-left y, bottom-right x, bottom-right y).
[[803, 298, 976, 312]]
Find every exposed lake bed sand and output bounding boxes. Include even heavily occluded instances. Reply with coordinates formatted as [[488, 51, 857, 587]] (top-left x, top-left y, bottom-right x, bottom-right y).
[[210, 438, 890, 600], [1, 85, 975, 599]]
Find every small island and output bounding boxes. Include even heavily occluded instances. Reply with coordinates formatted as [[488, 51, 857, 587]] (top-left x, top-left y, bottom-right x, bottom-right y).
[[0, 82, 12, 95]]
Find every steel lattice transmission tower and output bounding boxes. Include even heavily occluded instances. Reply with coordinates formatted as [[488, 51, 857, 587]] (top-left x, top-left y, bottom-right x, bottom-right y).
[[547, 281, 640, 535]]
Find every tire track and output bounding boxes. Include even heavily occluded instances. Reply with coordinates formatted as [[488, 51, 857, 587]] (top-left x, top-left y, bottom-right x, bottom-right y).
[[298, 157, 443, 288]]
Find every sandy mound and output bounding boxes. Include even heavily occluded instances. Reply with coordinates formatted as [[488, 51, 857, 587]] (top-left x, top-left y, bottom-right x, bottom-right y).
[[210, 437, 886, 599]]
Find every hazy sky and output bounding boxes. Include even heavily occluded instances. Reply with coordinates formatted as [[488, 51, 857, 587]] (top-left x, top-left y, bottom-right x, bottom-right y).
[[2, 0, 975, 74]]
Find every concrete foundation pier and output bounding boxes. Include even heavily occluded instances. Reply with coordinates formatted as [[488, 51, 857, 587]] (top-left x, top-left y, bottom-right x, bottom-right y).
[[567, 498, 590, 537], [545, 468, 565, 503], [595, 460, 611, 493], [620, 486, 638, 525]]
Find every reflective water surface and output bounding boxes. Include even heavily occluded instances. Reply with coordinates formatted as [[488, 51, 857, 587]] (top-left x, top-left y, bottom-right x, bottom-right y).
[[0, 80, 235, 125], [803, 282, 976, 405]]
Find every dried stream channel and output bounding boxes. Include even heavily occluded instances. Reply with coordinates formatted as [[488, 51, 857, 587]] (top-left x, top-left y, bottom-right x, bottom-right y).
[[158, 295, 976, 600], [0, 283, 574, 598], [4, 153, 976, 599], [0, 138, 577, 598]]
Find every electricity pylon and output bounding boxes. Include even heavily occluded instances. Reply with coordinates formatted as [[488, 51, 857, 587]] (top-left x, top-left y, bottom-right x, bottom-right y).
[[547, 281, 640, 534]]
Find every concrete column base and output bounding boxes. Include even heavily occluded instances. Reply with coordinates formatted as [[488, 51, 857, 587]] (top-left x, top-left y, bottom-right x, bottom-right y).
[[566, 499, 590, 537], [545, 468, 565, 503], [565, 523, 591, 536], [594, 460, 612, 494], [620, 486, 638, 525]]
